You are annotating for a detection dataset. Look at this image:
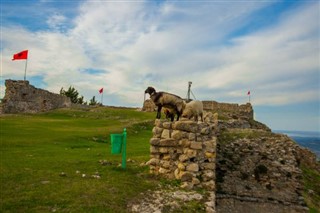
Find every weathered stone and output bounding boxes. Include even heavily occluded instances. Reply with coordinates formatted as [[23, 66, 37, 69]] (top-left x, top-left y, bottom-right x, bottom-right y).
[[205, 152, 215, 159], [154, 119, 162, 127], [159, 147, 169, 153], [152, 127, 163, 138], [201, 127, 211, 135], [192, 177, 201, 185], [180, 172, 193, 182], [178, 162, 186, 171], [186, 149, 197, 158], [204, 139, 216, 148], [201, 163, 215, 170], [143, 99, 156, 112], [161, 160, 171, 169], [190, 142, 202, 150], [174, 168, 180, 179], [180, 182, 194, 190], [162, 122, 172, 129], [161, 129, 171, 139], [202, 180, 215, 190], [202, 170, 215, 181], [173, 121, 198, 133], [159, 167, 169, 174], [172, 130, 184, 140], [186, 163, 199, 172], [146, 158, 159, 166], [179, 139, 191, 148], [150, 146, 159, 154], [150, 138, 160, 146], [188, 133, 196, 141], [179, 154, 189, 162], [159, 138, 176, 147], [162, 154, 171, 160], [2, 80, 71, 113]]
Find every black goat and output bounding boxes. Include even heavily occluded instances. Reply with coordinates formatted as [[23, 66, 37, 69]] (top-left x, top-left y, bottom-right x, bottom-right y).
[[145, 87, 185, 121]]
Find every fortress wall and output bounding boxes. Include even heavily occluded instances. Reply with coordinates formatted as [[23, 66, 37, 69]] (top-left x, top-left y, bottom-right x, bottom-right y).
[[147, 118, 218, 195], [2, 80, 71, 113], [202, 100, 253, 120]]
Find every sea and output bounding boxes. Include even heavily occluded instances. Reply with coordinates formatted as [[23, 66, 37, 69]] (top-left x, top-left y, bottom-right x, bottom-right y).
[[274, 130, 320, 160]]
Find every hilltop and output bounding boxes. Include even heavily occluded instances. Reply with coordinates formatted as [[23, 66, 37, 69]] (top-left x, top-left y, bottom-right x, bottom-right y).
[[1, 80, 319, 212]]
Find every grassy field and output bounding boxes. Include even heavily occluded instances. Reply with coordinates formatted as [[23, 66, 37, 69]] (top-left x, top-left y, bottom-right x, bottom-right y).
[[0, 106, 161, 212]]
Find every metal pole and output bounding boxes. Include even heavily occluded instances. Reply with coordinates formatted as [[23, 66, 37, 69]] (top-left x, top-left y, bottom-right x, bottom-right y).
[[24, 59, 28, 81], [122, 128, 127, 169], [101, 92, 103, 105]]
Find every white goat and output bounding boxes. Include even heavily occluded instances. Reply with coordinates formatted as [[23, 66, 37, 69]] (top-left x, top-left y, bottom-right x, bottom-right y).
[[182, 100, 204, 122]]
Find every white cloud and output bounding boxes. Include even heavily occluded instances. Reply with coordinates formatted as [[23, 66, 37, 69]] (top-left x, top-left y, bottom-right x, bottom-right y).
[[1, 1, 319, 108]]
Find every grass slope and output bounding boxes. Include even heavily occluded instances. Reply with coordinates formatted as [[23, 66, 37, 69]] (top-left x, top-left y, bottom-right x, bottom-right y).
[[0, 107, 158, 212]]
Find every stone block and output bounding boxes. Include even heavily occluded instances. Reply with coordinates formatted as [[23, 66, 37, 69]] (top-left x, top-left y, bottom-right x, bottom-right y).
[[172, 130, 184, 140], [159, 147, 169, 153], [152, 127, 163, 138], [190, 142, 203, 150], [201, 163, 215, 170], [154, 119, 163, 127], [159, 138, 176, 147], [180, 172, 193, 182], [192, 177, 201, 185], [186, 149, 197, 158], [173, 121, 198, 133], [205, 152, 216, 159], [159, 167, 169, 174], [202, 170, 215, 181], [150, 138, 160, 146], [150, 146, 159, 154], [179, 154, 189, 162], [188, 133, 196, 141], [179, 139, 191, 148], [162, 122, 172, 129], [202, 180, 215, 190], [178, 162, 186, 171], [146, 158, 159, 166], [161, 160, 171, 169], [186, 163, 199, 172], [161, 129, 171, 139], [180, 182, 194, 190]]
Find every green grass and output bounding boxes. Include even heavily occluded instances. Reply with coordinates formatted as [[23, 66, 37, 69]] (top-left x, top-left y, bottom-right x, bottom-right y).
[[0, 107, 159, 212], [301, 166, 320, 212]]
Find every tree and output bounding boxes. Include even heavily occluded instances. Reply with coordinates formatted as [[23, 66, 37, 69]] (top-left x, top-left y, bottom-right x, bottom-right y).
[[60, 86, 80, 104], [89, 96, 98, 106]]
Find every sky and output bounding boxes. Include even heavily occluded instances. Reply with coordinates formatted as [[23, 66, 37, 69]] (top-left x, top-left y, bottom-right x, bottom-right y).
[[1, 0, 319, 132]]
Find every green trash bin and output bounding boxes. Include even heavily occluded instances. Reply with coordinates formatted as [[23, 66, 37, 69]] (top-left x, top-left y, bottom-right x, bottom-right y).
[[110, 134, 123, 154]]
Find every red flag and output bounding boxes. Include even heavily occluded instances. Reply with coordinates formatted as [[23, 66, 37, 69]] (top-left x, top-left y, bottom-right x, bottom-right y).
[[99, 88, 103, 94], [247, 91, 250, 95], [12, 50, 28, 60]]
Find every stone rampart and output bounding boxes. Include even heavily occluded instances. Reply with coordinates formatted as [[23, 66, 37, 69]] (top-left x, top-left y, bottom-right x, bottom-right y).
[[148, 119, 217, 193], [202, 101, 253, 120], [2, 80, 71, 113]]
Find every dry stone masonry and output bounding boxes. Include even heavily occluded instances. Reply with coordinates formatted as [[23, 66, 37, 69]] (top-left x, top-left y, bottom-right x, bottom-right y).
[[2, 80, 71, 113], [147, 118, 218, 192]]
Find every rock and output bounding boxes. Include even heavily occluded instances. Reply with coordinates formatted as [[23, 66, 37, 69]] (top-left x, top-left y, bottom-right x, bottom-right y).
[[186, 163, 199, 172], [2, 80, 71, 114], [190, 142, 202, 150]]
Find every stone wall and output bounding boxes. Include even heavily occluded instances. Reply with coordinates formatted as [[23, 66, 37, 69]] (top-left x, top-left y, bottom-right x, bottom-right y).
[[202, 101, 253, 120], [147, 118, 218, 193], [2, 80, 71, 113], [142, 99, 156, 112]]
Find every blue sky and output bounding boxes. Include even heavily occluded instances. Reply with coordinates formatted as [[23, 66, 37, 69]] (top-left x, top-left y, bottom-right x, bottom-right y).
[[1, 0, 319, 132]]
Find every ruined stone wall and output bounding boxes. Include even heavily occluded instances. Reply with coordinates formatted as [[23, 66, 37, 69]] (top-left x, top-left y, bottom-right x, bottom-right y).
[[2, 80, 71, 113], [147, 118, 217, 194], [202, 101, 253, 120], [142, 99, 156, 112]]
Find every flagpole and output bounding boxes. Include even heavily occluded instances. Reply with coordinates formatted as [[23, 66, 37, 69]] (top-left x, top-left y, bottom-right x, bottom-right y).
[[24, 59, 28, 81], [101, 92, 103, 105]]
